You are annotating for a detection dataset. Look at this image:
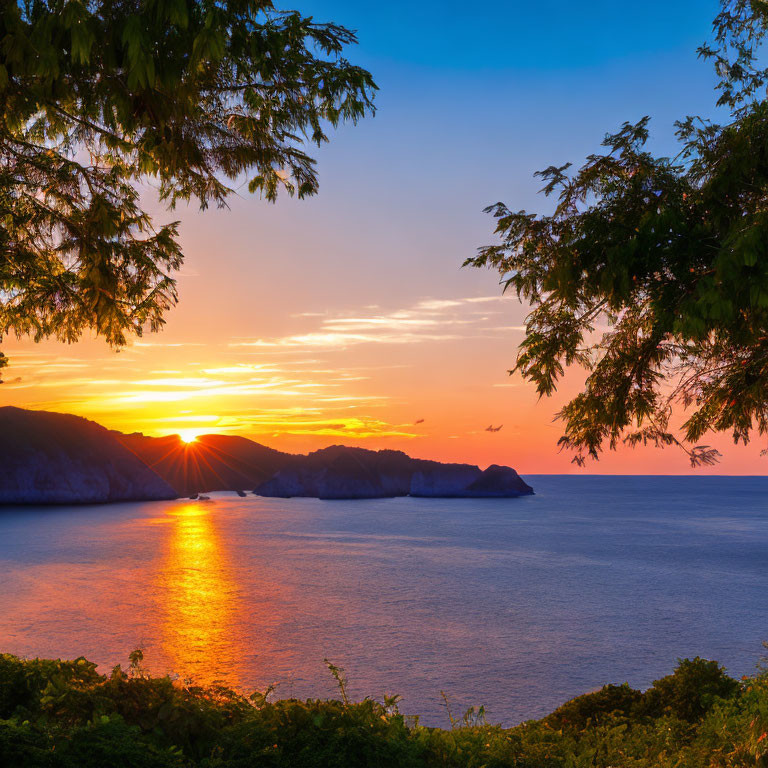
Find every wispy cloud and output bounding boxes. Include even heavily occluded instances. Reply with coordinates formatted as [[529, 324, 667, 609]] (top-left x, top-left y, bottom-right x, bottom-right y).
[[132, 341, 205, 348], [230, 295, 511, 350]]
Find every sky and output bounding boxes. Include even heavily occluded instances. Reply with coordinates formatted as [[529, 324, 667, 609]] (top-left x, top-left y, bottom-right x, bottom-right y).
[[5, 0, 766, 474]]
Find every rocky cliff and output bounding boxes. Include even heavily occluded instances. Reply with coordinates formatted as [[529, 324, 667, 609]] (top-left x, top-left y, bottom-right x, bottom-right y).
[[409, 464, 483, 497], [255, 445, 534, 500], [460, 465, 534, 497], [0, 407, 177, 504]]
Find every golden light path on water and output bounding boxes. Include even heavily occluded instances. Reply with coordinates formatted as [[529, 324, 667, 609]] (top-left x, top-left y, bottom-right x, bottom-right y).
[[156, 503, 245, 686]]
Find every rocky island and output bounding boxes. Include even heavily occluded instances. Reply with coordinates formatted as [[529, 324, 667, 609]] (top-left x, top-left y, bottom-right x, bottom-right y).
[[0, 407, 534, 504]]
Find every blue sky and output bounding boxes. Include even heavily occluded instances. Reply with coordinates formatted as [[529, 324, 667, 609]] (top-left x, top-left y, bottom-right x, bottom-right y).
[[282, 0, 726, 299], [299, 1, 718, 73]]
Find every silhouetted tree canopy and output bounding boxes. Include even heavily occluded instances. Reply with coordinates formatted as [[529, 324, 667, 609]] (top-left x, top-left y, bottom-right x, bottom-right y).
[[0, 0, 376, 379], [469, 0, 768, 466]]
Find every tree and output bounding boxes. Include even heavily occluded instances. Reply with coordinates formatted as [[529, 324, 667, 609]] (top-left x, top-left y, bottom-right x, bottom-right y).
[[0, 0, 376, 380], [468, 0, 768, 466]]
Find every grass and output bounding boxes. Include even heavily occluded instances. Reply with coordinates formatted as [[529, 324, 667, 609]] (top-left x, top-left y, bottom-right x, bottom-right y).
[[1, 649, 766, 767]]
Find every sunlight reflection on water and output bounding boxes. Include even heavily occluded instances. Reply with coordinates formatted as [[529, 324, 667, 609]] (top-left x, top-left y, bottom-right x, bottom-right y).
[[155, 503, 244, 686]]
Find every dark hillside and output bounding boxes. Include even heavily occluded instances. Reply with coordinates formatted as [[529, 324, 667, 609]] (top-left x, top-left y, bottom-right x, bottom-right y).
[[0, 407, 177, 504]]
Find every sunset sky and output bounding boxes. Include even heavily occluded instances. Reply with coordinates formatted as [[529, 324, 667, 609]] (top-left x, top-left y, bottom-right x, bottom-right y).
[[5, 0, 764, 473]]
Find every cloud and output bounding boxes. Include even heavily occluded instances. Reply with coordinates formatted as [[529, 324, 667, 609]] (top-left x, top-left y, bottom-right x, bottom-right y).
[[415, 299, 464, 311], [144, 414, 223, 424], [201, 364, 280, 375], [252, 415, 417, 439], [132, 341, 205, 348], [230, 331, 462, 348], [230, 295, 512, 350], [137, 408, 417, 440], [132, 377, 229, 388], [464, 296, 504, 304]]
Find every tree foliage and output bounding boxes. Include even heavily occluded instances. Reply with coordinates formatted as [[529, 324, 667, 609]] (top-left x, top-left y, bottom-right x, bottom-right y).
[[0, 0, 376, 379], [468, 0, 768, 465]]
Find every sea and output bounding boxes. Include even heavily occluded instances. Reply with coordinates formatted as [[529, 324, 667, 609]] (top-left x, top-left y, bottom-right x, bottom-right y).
[[0, 475, 766, 726]]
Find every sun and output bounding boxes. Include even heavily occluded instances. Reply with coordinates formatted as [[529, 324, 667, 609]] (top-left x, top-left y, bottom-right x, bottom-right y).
[[178, 429, 202, 444]]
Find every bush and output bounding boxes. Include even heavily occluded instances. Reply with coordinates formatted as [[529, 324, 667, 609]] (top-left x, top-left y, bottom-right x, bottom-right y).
[[640, 657, 741, 722], [0, 651, 758, 768], [0, 717, 187, 768], [0, 654, 102, 722], [211, 698, 424, 768], [0, 719, 52, 768], [543, 683, 644, 731]]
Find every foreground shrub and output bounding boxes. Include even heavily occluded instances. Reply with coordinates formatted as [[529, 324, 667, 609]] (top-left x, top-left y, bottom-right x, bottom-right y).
[[543, 683, 644, 731], [0, 717, 186, 768], [0, 651, 760, 768], [0, 653, 102, 722], [641, 657, 741, 722], [209, 698, 423, 768]]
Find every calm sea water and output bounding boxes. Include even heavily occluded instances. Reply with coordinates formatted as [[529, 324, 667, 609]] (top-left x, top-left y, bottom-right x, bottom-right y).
[[0, 475, 767, 725]]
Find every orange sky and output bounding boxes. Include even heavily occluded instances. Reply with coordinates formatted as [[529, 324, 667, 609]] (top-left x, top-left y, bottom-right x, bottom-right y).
[[3, 0, 766, 474], [2, 189, 766, 474]]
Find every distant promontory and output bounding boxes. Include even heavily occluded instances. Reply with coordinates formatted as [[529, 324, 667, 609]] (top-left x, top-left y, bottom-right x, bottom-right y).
[[0, 407, 533, 504], [252, 445, 533, 500]]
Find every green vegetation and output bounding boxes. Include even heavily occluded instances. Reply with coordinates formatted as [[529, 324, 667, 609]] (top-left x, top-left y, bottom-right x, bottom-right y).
[[2, 650, 768, 767], [0, 1, 375, 380], [469, 0, 768, 465]]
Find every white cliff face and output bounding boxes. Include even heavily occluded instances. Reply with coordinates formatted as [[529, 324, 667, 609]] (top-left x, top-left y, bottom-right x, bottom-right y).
[[0, 407, 178, 504]]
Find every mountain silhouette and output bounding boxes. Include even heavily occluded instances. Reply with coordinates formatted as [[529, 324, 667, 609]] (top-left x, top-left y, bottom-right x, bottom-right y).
[[0, 407, 534, 503]]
